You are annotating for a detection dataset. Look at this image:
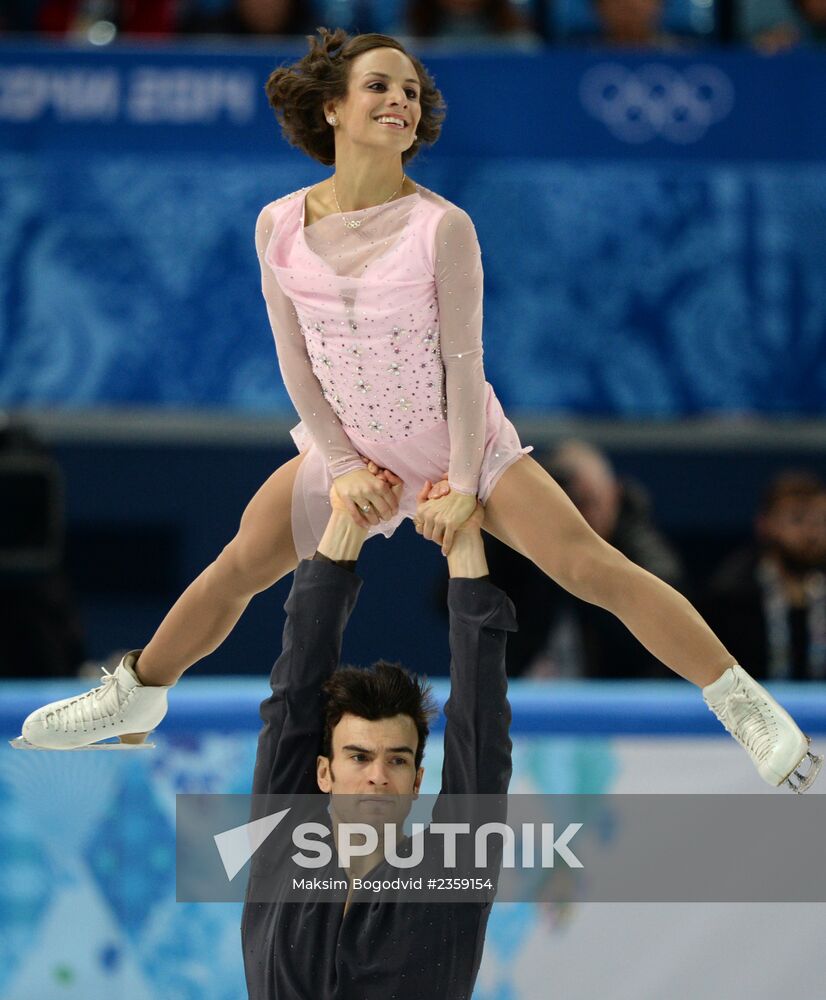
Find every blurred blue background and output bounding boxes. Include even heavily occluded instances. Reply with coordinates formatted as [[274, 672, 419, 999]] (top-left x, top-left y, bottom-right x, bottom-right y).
[[2, 45, 825, 415]]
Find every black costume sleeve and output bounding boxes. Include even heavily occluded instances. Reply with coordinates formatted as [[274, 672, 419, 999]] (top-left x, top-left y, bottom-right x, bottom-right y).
[[250, 558, 362, 796], [439, 577, 518, 796]]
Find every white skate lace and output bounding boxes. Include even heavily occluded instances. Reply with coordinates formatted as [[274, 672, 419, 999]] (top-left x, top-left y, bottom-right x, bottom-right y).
[[709, 684, 777, 763], [44, 668, 127, 734]]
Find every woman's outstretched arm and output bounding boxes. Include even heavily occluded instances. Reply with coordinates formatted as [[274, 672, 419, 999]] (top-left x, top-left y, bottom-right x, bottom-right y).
[[435, 206, 487, 496], [418, 207, 488, 552]]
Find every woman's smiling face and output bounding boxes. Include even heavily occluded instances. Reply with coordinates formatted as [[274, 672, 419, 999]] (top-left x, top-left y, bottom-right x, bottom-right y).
[[326, 47, 422, 152]]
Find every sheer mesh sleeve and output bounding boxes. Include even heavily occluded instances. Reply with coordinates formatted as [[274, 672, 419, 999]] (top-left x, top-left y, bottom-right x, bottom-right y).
[[256, 206, 365, 480], [435, 207, 487, 496]]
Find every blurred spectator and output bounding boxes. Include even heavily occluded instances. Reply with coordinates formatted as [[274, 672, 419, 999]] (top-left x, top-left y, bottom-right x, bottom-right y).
[[795, 0, 826, 38], [568, 0, 686, 48], [483, 439, 687, 679], [745, 0, 826, 50], [0, 0, 176, 37], [307, 0, 407, 36], [0, 420, 86, 678], [699, 471, 826, 681], [178, 0, 314, 35], [406, 0, 541, 42]]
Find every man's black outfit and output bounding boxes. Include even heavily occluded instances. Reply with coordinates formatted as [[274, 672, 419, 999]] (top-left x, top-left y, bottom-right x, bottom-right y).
[[241, 558, 517, 999]]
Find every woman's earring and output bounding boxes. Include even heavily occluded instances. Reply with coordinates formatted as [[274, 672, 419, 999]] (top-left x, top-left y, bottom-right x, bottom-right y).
[[327, 115, 338, 126]]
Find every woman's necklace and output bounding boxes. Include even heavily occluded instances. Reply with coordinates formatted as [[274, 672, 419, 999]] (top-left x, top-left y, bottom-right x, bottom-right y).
[[331, 173, 406, 230]]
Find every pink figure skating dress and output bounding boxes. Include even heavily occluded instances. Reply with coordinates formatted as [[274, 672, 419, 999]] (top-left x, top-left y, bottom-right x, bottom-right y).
[[256, 182, 532, 559]]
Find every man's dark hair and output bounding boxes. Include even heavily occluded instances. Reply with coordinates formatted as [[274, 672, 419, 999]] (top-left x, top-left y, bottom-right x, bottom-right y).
[[321, 660, 438, 770], [759, 469, 825, 515]]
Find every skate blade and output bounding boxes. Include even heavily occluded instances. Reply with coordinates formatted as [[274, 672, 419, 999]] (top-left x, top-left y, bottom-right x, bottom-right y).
[[8, 736, 156, 751], [784, 749, 823, 794]]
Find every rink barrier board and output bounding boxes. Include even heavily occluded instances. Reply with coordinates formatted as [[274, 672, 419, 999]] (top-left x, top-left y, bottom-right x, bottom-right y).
[[3, 679, 826, 736]]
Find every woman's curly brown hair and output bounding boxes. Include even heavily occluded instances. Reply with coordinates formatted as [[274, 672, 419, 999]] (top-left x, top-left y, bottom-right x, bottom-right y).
[[264, 26, 446, 167]]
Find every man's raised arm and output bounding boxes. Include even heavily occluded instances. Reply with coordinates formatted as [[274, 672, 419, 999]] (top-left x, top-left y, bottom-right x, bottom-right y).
[[415, 484, 518, 796], [250, 485, 379, 796]]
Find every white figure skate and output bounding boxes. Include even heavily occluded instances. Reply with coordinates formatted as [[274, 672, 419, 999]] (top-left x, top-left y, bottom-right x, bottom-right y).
[[703, 664, 822, 793], [11, 650, 171, 750]]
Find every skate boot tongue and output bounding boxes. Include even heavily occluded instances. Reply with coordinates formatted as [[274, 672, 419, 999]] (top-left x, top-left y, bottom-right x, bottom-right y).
[[702, 666, 738, 702]]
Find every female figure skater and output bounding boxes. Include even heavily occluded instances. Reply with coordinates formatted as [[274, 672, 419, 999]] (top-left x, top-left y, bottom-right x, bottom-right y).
[[20, 29, 820, 792]]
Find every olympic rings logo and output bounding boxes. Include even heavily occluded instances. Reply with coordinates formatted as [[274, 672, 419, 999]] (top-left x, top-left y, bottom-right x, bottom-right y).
[[579, 64, 735, 144]]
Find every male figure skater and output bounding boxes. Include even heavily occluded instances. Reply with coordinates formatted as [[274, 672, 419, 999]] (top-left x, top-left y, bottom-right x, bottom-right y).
[[241, 474, 517, 1000]]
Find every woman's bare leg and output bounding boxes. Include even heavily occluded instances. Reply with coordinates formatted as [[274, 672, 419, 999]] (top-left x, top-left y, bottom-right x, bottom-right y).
[[135, 454, 304, 686], [484, 455, 735, 687]]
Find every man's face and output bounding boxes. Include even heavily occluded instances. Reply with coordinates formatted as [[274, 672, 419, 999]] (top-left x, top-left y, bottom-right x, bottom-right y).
[[237, 0, 291, 32], [757, 494, 826, 574], [317, 713, 424, 827], [595, 0, 663, 36], [325, 48, 421, 155], [801, 0, 826, 24]]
